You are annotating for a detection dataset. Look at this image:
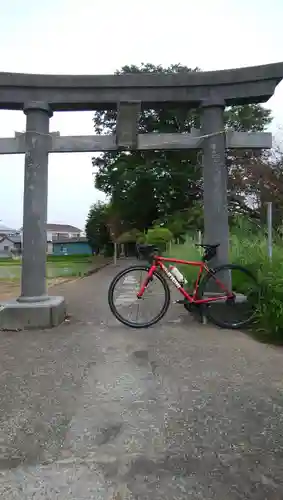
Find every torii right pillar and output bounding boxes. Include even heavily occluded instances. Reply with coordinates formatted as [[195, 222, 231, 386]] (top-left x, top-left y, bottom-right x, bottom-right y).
[[202, 97, 229, 272]]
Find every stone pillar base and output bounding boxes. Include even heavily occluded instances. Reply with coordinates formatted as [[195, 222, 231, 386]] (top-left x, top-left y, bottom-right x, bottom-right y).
[[0, 296, 66, 331]]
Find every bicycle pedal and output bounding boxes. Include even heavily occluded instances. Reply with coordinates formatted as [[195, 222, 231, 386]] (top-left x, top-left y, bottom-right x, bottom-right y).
[[174, 299, 187, 305]]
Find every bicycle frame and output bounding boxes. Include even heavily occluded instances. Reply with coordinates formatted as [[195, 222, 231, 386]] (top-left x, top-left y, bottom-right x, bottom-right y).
[[137, 255, 233, 304]]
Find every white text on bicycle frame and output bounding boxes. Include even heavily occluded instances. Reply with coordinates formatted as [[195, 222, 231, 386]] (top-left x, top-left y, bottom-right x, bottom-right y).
[[162, 266, 182, 289]]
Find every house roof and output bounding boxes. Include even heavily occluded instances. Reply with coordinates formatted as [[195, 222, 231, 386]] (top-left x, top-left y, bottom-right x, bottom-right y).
[[53, 237, 88, 244], [46, 224, 81, 232], [0, 234, 21, 244], [9, 235, 21, 243], [0, 224, 16, 233], [20, 224, 81, 232]]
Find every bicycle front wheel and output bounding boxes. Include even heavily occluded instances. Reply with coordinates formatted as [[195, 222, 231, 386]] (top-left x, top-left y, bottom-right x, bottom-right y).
[[199, 264, 259, 329], [108, 265, 171, 328]]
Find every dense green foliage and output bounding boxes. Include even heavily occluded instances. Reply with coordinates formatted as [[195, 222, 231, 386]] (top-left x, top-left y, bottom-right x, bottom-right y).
[[144, 226, 173, 249], [85, 201, 112, 254], [91, 62, 273, 237], [87, 63, 283, 254]]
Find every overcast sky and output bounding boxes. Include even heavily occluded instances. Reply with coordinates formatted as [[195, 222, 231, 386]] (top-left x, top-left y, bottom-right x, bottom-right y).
[[0, 0, 283, 230]]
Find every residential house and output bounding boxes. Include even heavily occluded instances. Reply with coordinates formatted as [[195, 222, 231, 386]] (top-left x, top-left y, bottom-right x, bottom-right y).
[[46, 224, 82, 254], [0, 234, 21, 258], [0, 223, 18, 236], [52, 237, 92, 256], [19, 223, 82, 254], [46, 224, 82, 242]]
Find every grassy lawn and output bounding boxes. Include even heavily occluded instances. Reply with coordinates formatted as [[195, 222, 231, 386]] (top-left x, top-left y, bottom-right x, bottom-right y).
[[0, 255, 107, 281], [0, 262, 94, 280], [0, 255, 109, 300], [0, 256, 106, 285]]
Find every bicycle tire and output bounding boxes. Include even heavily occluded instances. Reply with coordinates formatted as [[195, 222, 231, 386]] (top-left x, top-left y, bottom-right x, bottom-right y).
[[108, 265, 171, 328], [198, 264, 259, 329]]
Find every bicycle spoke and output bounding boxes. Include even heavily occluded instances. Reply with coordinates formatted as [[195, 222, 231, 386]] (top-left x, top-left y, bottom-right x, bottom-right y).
[[199, 264, 259, 329], [109, 266, 170, 327]]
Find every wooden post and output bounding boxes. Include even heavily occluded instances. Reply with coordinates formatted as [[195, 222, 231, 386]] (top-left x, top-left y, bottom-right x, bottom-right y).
[[114, 242, 117, 265], [267, 202, 273, 261]]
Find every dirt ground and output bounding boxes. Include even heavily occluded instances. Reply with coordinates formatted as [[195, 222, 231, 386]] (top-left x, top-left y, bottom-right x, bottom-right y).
[[0, 259, 283, 498]]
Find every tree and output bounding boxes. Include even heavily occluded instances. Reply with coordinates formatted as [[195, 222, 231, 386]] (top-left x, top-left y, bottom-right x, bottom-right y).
[[85, 201, 111, 254], [240, 148, 283, 228], [145, 225, 173, 251], [92, 63, 272, 232], [116, 228, 144, 244], [154, 203, 204, 242]]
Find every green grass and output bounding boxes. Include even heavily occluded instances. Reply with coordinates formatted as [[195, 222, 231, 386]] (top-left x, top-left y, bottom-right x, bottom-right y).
[[0, 255, 105, 281], [167, 230, 283, 343], [46, 254, 94, 263], [0, 259, 21, 266], [0, 254, 93, 265]]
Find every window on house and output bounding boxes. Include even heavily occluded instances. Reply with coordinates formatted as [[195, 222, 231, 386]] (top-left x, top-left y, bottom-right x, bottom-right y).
[[4, 246, 9, 251]]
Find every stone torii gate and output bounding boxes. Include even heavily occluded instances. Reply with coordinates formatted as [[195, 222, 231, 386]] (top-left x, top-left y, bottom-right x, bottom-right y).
[[0, 62, 282, 330]]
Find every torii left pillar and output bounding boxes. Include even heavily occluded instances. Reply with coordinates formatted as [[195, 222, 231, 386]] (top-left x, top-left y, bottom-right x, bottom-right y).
[[0, 102, 66, 330]]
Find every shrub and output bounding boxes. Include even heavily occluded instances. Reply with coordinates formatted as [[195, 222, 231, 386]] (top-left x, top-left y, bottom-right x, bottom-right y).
[[145, 226, 173, 251], [116, 228, 144, 243], [255, 271, 283, 343]]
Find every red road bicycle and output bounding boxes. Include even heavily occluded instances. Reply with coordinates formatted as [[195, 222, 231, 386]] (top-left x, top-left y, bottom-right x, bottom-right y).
[[108, 243, 259, 329]]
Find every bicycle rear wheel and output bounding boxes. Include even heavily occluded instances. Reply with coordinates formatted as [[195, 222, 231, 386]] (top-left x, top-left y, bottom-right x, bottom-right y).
[[198, 264, 259, 329], [108, 265, 171, 328]]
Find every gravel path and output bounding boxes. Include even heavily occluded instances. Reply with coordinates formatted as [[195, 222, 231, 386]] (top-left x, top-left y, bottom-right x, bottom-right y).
[[0, 260, 282, 499]]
